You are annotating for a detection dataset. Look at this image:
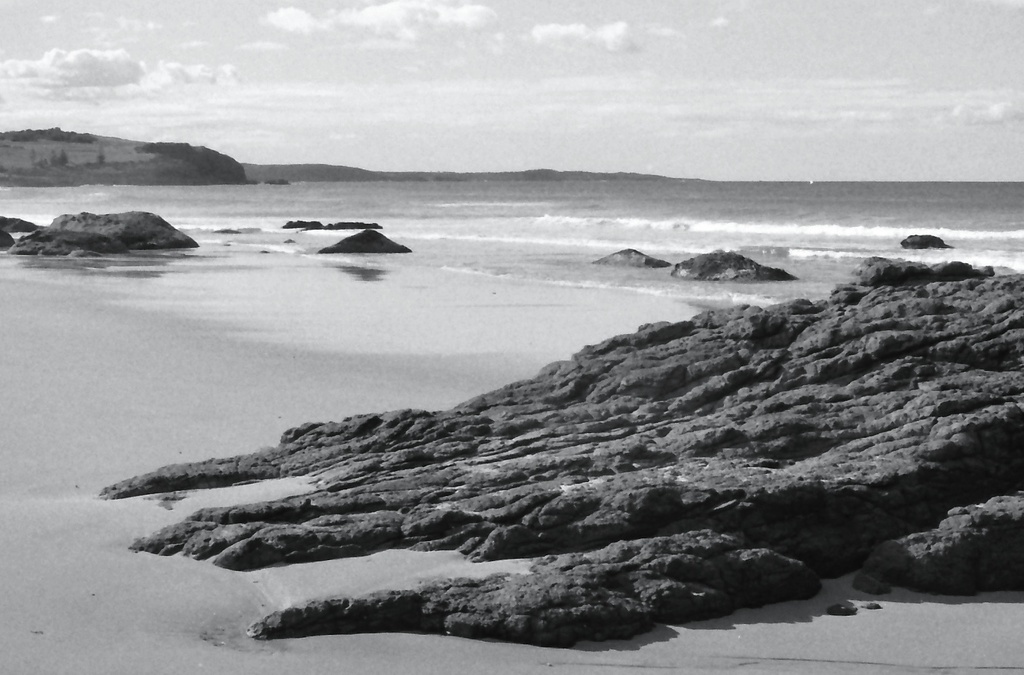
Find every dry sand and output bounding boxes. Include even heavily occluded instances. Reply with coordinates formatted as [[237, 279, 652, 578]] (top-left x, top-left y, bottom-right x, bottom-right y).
[[2, 252, 1023, 674]]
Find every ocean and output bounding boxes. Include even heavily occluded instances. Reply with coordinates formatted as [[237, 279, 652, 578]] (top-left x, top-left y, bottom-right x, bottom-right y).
[[3, 179, 1023, 313]]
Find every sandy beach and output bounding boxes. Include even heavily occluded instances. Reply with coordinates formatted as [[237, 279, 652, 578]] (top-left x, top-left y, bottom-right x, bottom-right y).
[[3, 251, 1024, 675]]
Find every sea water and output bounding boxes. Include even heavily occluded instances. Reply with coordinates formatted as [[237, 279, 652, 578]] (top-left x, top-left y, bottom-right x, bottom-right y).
[[2, 180, 1022, 311]]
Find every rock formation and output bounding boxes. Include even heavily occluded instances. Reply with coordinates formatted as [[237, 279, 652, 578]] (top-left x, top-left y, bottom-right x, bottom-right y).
[[8, 229, 129, 256], [861, 494, 1024, 595], [901, 234, 951, 250], [49, 212, 198, 250], [0, 216, 39, 233], [105, 258, 1024, 646], [671, 250, 796, 281], [317, 230, 411, 254], [0, 229, 14, 248], [284, 221, 382, 231], [593, 249, 671, 268]]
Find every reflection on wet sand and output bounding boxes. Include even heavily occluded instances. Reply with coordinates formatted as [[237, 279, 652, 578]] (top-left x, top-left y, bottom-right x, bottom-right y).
[[13, 252, 194, 279], [336, 265, 388, 282]]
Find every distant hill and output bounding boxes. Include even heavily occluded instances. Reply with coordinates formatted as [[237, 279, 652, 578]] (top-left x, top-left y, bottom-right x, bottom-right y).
[[0, 128, 248, 187], [244, 164, 679, 183]]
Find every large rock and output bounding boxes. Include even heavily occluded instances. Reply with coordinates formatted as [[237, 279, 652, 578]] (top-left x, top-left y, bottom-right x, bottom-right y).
[[851, 257, 992, 287], [49, 212, 198, 250], [901, 234, 951, 249], [0, 229, 13, 248], [593, 249, 671, 268], [670, 250, 796, 281], [317, 230, 410, 254], [105, 257, 1024, 646], [8, 229, 129, 256], [861, 495, 1024, 595], [0, 216, 39, 233]]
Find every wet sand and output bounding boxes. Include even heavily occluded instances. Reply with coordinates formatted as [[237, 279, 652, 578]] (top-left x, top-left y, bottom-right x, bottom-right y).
[[2, 251, 1023, 674]]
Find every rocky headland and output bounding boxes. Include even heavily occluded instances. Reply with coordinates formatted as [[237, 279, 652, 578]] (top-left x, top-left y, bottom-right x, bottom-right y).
[[104, 258, 1024, 647], [0, 128, 248, 187], [0, 216, 39, 233]]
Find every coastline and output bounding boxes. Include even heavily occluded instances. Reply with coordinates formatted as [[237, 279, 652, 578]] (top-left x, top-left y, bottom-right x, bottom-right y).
[[5, 252, 1024, 673]]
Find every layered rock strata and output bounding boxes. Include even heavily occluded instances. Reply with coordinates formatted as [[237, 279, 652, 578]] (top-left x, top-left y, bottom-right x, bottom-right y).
[[105, 258, 1024, 646]]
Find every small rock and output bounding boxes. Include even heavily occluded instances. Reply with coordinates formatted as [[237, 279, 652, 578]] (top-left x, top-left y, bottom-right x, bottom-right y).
[[593, 249, 671, 268], [826, 602, 858, 616], [318, 230, 411, 254], [670, 250, 796, 282], [901, 235, 951, 250]]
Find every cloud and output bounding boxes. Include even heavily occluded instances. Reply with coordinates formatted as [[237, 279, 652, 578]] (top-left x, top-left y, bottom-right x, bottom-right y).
[[263, 7, 326, 34], [0, 49, 145, 88], [0, 48, 235, 98], [530, 22, 638, 53], [950, 101, 1024, 125], [263, 1, 497, 41]]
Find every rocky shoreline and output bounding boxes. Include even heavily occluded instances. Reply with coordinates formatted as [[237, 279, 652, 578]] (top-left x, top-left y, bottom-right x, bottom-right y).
[[103, 257, 1024, 647]]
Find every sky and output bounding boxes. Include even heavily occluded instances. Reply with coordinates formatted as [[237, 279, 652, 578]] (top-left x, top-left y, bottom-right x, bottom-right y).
[[0, 0, 1022, 180]]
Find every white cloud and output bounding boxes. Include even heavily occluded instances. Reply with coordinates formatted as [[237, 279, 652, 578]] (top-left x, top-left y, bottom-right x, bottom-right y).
[[968, 0, 1024, 6], [263, 1, 496, 42], [40, 15, 60, 24], [530, 22, 638, 53], [0, 49, 145, 88], [262, 7, 327, 34], [0, 48, 235, 98]]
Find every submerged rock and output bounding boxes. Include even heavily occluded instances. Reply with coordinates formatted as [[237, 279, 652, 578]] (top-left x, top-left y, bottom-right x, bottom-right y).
[[284, 220, 382, 231], [8, 229, 129, 256], [671, 250, 796, 281], [317, 230, 410, 254], [49, 212, 198, 250], [0, 216, 39, 233], [901, 234, 951, 250], [105, 258, 1024, 646], [593, 249, 671, 268]]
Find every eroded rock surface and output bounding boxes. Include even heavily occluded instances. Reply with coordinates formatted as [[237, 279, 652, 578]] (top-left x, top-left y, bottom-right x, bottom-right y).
[[8, 229, 129, 256], [670, 250, 796, 281], [862, 494, 1024, 595], [104, 258, 1024, 646], [50, 211, 198, 250]]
